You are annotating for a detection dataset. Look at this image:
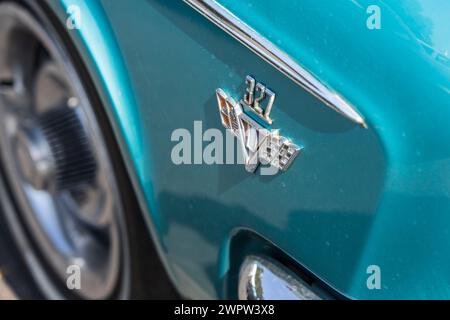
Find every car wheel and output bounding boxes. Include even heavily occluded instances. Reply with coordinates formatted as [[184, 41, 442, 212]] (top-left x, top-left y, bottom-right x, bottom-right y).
[[0, 0, 177, 299]]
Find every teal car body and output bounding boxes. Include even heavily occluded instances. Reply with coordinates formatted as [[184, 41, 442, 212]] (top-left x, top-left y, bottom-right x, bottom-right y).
[[47, 0, 450, 299]]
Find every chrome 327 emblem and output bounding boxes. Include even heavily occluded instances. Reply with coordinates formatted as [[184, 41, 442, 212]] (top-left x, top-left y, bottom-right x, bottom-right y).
[[216, 75, 301, 173]]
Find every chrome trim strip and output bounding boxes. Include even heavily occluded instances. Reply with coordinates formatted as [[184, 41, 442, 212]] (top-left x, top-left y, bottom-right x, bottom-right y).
[[183, 0, 367, 128]]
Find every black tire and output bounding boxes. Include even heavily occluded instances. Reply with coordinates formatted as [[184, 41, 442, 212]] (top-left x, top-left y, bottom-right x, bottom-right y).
[[0, 0, 178, 299]]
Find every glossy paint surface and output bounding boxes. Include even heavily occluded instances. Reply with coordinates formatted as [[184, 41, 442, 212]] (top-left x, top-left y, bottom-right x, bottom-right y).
[[50, 0, 450, 299]]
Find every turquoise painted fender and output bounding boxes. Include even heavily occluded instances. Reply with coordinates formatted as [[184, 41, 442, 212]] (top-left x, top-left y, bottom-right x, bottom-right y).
[[48, 0, 450, 299]]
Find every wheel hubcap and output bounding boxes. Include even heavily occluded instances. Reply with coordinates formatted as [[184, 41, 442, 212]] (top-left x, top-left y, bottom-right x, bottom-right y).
[[15, 122, 55, 190], [0, 3, 129, 299]]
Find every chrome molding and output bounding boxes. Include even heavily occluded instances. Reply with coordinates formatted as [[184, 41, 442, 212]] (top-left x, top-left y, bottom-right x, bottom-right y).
[[183, 0, 367, 128], [238, 256, 322, 300]]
